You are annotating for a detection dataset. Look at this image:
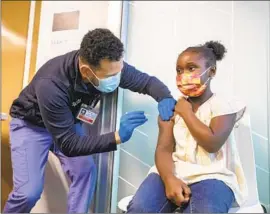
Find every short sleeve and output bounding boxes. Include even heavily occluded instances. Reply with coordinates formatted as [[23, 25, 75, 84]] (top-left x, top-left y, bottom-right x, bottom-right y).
[[211, 95, 246, 123]]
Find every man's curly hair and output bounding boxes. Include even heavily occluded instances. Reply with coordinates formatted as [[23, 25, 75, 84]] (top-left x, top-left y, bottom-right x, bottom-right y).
[[79, 28, 124, 67]]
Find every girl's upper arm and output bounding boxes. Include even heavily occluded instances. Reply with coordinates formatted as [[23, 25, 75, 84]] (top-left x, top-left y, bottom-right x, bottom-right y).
[[209, 96, 246, 144], [209, 113, 237, 145], [157, 116, 175, 150]]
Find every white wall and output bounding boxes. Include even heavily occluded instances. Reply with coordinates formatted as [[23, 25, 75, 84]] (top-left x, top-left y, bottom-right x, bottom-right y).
[[125, 1, 235, 98], [233, 1, 270, 209], [32, 1, 122, 212], [35, 1, 122, 69]]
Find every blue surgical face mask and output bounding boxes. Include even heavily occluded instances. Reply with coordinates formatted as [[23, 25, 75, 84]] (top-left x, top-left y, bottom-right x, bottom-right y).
[[87, 69, 121, 93]]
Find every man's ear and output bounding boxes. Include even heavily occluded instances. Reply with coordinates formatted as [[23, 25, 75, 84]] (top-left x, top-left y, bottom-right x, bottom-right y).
[[79, 57, 90, 77], [80, 66, 90, 78]]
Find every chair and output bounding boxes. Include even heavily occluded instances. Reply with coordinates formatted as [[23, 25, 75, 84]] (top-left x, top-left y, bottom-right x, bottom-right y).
[[228, 113, 264, 213], [118, 114, 265, 213]]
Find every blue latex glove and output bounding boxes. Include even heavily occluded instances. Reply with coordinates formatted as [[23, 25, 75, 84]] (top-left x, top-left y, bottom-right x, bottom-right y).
[[119, 111, 148, 143], [158, 98, 177, 121]]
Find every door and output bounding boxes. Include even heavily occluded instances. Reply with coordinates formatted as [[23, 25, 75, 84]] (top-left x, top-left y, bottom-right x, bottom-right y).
[[1, 0, 31, 209], [1, 0, 42, 210]]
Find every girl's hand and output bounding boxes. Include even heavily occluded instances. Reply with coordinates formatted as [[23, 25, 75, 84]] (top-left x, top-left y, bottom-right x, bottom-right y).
[[164, 176, 191, 206], [175, 97, 192, 117]]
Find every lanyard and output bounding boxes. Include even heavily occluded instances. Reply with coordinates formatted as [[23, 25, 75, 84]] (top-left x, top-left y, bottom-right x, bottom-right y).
[[89, 94, 101, 108]]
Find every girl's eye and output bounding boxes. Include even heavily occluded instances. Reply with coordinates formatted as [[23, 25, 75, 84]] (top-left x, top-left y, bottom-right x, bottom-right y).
[[189, 67, 196, 72], [176, 69, 183, 74]]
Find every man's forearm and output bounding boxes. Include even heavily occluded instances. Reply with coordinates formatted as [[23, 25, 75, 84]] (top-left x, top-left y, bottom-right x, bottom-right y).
[[119, 62, 172, 102], [57, 131, 117, 157], [114, 131, 121, 145], [145, 77, 173, 102]]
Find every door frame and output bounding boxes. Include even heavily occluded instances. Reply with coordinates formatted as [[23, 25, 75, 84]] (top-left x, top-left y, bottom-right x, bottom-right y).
[[267, 1, 270, 197], [92, 1, 126, 213]]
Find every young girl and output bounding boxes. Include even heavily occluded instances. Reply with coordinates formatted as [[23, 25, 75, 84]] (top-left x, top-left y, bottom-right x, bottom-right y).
[[127, 41, 248, 213]]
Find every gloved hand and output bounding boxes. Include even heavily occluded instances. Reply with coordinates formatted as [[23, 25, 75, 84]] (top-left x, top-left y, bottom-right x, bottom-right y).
[[118, 111, 148, 143], [158, 98, 176, 121]]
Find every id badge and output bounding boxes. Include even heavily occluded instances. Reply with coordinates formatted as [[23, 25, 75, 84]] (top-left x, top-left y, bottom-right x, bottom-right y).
[[77, 104, 99, 125]]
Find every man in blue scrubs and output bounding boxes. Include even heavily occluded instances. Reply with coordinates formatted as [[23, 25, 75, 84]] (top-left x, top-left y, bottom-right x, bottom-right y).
[[3, 28, 176, 213]]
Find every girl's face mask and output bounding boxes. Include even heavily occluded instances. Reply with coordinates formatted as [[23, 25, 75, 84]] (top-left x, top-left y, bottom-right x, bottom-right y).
[[176, 67, 211, 97]]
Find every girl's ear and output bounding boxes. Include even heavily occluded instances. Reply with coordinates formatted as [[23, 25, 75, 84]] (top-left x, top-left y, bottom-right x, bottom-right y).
[[209, 66, 216, 78]]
